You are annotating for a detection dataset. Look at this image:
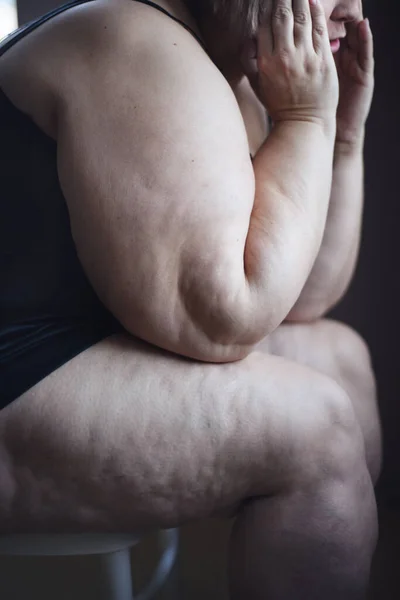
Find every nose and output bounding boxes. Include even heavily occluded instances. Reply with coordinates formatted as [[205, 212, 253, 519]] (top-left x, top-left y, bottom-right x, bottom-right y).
[[331, 0, 362, 24]]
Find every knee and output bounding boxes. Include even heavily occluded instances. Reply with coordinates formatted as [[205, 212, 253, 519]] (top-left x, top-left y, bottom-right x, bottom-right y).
[[292, 377, 367, 488], [230, 374, 369, 521], [293, 378, 378, 552], [318, 319, 374, 383], [317, 320, 382, 482]]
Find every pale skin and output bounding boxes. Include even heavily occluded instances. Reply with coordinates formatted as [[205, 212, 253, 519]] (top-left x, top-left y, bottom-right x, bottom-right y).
[[0, 0, 381, 598], [288, 3, 374, 318]]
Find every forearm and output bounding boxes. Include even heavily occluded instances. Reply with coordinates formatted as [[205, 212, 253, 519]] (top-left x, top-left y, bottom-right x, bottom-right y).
[[286, 136, 364, 321], [240, 118, 336, 335]]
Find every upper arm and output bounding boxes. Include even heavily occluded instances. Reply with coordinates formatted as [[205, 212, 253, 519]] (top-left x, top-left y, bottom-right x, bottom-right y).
[[56, 2, 256, 361]]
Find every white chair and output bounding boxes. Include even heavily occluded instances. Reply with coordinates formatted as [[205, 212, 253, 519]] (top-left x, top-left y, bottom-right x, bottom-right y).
[[0, 529, 179, 600]]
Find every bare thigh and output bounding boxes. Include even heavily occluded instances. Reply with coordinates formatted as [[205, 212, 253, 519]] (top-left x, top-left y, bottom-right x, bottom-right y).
[[0, 332, 361, 534], [257, 318, 382, 482]]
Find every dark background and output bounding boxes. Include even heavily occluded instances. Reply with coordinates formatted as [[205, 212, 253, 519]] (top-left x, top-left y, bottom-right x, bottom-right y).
[[329, 0, 400, 505], [4, 1, 399, 598]]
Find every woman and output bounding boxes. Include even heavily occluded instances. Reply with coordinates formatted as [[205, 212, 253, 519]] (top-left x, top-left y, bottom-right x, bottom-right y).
[[0, 0, 381, 597]]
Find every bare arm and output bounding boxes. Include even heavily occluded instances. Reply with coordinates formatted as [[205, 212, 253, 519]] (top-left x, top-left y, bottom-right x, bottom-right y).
[[286, 136, 365, 321], [232, 81, 364, 324], [286, 15, 374, 320], [53, 2, 336, 363], [244, 120, 336, 330]]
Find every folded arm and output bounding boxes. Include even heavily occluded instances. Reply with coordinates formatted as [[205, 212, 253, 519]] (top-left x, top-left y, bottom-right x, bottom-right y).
[[286, 137, 365, 321], [54, 3, 336, 364]]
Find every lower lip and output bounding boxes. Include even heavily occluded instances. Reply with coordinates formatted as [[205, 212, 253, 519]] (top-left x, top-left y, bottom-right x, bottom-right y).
[[330, 39, 341, 53]]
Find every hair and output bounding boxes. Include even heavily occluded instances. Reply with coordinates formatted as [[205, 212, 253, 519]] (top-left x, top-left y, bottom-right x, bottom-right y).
[[184, 0, 267, 41]]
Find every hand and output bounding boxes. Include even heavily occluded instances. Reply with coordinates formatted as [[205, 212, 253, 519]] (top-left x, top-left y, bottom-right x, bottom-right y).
[[334, 18, 375, 147], [240, 0, 339, 127]]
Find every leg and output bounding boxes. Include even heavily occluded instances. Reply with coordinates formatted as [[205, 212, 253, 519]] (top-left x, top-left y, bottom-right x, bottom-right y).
[[0, 333, 377, 599], [256, 318, 382, 485]]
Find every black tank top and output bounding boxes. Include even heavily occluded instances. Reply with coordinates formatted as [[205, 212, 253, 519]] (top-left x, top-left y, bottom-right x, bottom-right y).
[[0, 0, 211, 408]]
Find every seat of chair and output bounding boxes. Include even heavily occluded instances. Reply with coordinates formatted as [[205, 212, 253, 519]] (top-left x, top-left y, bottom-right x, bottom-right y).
[[0, 534, 141, 556]]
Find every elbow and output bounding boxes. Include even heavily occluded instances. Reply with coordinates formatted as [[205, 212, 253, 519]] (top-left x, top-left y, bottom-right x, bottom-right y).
[[285, 305, 329, 324], [285, 294, 344, 324], [183, 309, 271, 363], [180, 288, 279, 363], [284, 266, 357, 324]]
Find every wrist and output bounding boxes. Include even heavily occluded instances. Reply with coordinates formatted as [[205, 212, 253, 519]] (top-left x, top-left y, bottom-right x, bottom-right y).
[[275, 115, 337, 141], [335, 130, 365, 156]]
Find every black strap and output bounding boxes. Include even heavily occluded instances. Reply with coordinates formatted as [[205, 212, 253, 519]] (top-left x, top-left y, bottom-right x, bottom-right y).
[[0, 1, 95, 56], [133, 0, 209, 55], [0, 0, 210, 58], [0, 1, 258, 159]]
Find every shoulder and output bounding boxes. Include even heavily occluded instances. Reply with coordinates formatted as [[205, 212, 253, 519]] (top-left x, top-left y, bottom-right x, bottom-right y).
[[52, 0, 233, 139], [0, 0, 216, 136], [46, 0, 216, 100]]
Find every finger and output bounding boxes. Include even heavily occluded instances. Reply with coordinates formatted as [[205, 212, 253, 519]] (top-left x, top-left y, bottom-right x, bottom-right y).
[[345, 19, 361, 52], [257, 0, 274, 64], [292, 0, 313, 49], [272, 0, 295, 54], [309, 0, 330, 55], [358, 18, 374, 73]]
